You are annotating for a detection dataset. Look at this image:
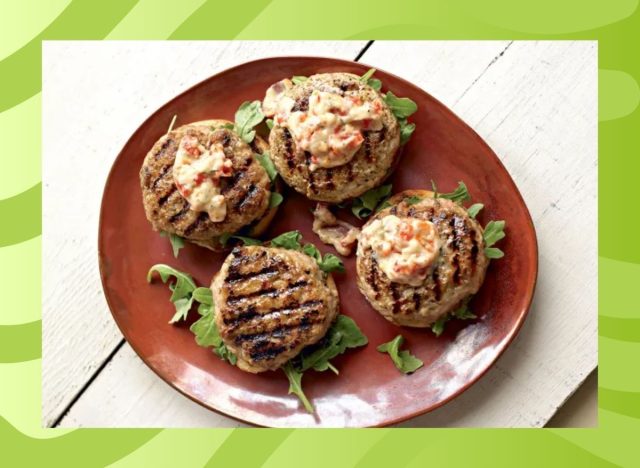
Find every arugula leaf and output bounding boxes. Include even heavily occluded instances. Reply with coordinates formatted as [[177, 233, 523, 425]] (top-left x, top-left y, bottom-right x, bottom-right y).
[[302, 243, 321, 261], [384, 91, 418, 119], [192, 287, 213, 304], [467, 203, 484, 219], [159, 231, 185, 258], [398, 118, 415, 145], [234, 100, 264, 143], [269, 192, 283, 208], [318, 253, 345, 273], [266, 118, 274, 130], [291, 76, 308, 85], [432, 180, 471, 204], [484, 247, 505, 259], [483, 220, 506, 259], [299, 315, 368, 373], [360, 68, 382, 91], [431, 316, 448, 337], [189, 290, 236, 364], [255, 151, 277, 182], [483, 220, 506, 246], [405, 195, 422, 205], [377, 335, 423, 374], [282, 362, 313, 413], [270, 230, 302, 250], [284, 315, 368, 412], [352, 184, 393, 219], [147, 264, 197, 323], [431, 301, 477, 336], [219, 233, 262, 247]]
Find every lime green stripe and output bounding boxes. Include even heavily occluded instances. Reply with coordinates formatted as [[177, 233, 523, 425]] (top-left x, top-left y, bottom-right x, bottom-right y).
[[600, 388, 640, 419], [354, 430, 429, 468], [0, 321, 41, 363], [0, 415, 160, 465], [204, 429, 293, 467], [0, 183, 41, 247], [600, 316, 640, 342], [0, 0, 138, 114], [168, 0, 272, 39]]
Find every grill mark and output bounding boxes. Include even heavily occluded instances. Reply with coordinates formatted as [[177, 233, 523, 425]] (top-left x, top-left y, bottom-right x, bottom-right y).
[[390, 206, 398, 216], [469, 229, 479, 273], [391, 284, 401, 315], [236, 184, 258, 209], [150, 164, 172, 189], [249, 345, 288, 362], [324, 168, 336, 191], [233, 310, 322, 345], [305, 152, 317, 193], [154, 137, 174, 159], [432, 268, 441, 301], [449, 217, 463, 285], [227, 280, 309, 305], [184, 211, 208, 236], [363, 132, 373, 161], [292, 96, 309, 112], [168, 203, 190, 224], [221, 170, 244, 194], [224, 265, 280, 284], [157, 186, 176, 206], [225, 300, 322, 328], [221, 133, 232, 148], [367, 255, 381, 300], [283, 128, 296, 169], [412, 290, 421, 313]]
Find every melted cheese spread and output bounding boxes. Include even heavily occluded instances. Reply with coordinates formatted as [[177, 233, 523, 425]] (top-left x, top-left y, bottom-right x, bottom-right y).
[[361, 215, 440, 286], [173, 135, 233, 222], [263, 82, 384, 171]]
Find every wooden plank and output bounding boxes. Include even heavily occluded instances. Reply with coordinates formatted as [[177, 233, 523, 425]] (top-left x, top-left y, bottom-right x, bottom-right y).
[[53, 41, 597, 427], [41, 40, 369, 427]]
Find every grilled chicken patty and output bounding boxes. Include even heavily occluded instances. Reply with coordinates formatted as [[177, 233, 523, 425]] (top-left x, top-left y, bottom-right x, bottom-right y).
[[268, 73, 400, 203], [140, 120, 273, 250], [212, 246, 339, 372], [356, 191, 489, 327]]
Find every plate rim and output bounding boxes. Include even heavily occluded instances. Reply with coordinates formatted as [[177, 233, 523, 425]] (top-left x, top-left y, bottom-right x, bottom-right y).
[[97, 55, 539, 428]]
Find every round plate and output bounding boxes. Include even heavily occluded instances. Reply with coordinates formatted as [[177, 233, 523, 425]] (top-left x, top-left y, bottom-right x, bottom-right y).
[[99, 57, 538, 427]]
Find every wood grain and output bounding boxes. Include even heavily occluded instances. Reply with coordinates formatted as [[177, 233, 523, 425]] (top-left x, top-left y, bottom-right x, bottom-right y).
[[44, 41, 597, 428]]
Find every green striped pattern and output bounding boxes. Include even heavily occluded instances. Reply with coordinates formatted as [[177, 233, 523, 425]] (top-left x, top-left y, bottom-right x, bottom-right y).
[[0, 1, 638, 466]]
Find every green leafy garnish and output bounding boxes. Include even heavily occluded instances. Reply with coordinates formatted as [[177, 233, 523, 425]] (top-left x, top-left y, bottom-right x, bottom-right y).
[[266, 118, 274, 129], [483, 220, 506, 259], [431, 302, 477, 337], [431, 180, 471, 204], [219, 233, 262, 247], [405, 195, 422, 205], [159, 231, 185, 258], [351, 184, 393, 219], [360, 68, 382, 91], [398, 119, 415, 145], [270, 230, 303, 250], [255, 151, 277, 182], [292, 76, 308, 85], [147, 264, 236, 362], [189, 286, 236, 364], [467, 203, 484, 219], [234, 100, 264, 143], [147, 264, 197, 323], [284, 315, 368, 412], [301, 243, 345, 273], [271, 232, 345, 273], [384, 91, 418, 119], [282, 363, 313, 413], [377, 335, 423, 374], [269, 192, 283, 208]]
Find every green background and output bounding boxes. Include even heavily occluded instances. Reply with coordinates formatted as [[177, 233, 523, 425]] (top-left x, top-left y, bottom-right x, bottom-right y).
[[1, 0, 637, 466]]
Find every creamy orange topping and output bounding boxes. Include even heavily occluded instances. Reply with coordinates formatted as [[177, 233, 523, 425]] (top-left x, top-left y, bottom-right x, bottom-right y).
[[263, 83, 384, 171], [173, 135, 233, 222], [361, 215, 440, 286]]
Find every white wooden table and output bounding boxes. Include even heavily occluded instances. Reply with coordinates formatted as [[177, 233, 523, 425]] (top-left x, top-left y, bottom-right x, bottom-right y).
[[42, 41, 597, 428]]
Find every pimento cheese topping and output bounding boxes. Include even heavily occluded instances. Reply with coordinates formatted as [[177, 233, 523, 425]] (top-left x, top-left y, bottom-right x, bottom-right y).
[[361, 215, 440, 286], [263, 80, 384, 171], [173, 134, 233, 222]]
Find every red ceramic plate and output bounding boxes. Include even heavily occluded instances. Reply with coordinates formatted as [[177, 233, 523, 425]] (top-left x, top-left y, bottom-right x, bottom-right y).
[[99, 57, 538, 427]]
